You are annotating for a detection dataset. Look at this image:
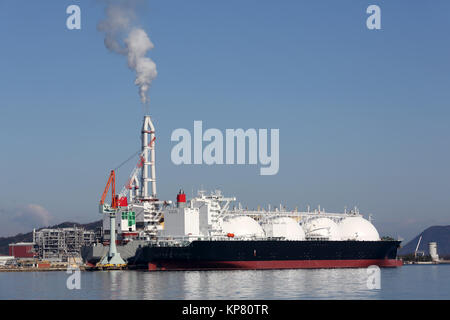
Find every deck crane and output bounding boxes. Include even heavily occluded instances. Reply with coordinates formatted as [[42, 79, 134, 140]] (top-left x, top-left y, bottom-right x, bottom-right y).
[[99, 170, 118, 214], [97, 170, 126, 268]]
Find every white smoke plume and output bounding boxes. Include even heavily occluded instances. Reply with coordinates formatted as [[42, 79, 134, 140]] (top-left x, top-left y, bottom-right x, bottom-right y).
[[0, 204, 55, 236], [16, 204, 52, 227], [0, 204, 53, 235], [98, 1, 157, 105]]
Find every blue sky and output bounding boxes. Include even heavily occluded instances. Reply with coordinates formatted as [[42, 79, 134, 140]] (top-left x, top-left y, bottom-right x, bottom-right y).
[[0, 0, 449, 242]]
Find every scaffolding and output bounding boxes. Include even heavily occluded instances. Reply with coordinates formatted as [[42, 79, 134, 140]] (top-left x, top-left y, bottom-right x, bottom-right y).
[[33, 227, 96, 262]]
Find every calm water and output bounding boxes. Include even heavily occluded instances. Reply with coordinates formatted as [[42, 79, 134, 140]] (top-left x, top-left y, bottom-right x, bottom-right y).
[[0, 265, 449, 300]]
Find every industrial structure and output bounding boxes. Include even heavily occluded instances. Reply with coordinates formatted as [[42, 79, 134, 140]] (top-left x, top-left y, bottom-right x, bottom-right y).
[[8, 242, 35, 258], [4, 226, 96, 270], [32, 227, 96, 262], [429, 242, 439, 262]]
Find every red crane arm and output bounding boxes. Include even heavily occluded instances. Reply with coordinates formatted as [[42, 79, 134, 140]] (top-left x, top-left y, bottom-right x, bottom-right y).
[[100, 170, 117, 208]]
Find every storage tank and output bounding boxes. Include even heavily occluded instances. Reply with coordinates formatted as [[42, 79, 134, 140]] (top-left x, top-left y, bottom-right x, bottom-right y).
[[429, 242, 439, 262], [261, 217, 305, 240], [222, 216, 265, 238], [302, 218, 341, 240], [339, 217, 380, 241]]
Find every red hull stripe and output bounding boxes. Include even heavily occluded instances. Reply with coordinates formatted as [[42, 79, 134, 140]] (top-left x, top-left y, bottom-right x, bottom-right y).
[[148, 259, 403, 271]]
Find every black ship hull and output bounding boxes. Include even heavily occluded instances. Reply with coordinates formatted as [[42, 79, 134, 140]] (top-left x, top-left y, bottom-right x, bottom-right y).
[[131, 240, 403, 271]]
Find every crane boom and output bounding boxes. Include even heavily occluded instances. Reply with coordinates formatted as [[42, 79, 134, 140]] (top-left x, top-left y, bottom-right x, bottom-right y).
[[414, 235, 423, 258], [100, 170, 118, 209]]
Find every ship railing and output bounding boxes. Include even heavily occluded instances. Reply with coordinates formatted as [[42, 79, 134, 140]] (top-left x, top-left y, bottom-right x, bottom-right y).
[[224, 210, 362, 220], [153, 235, 316, 245]]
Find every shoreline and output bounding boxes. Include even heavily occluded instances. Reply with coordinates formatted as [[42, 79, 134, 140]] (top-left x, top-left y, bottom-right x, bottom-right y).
[[0, 267, 86, 272]]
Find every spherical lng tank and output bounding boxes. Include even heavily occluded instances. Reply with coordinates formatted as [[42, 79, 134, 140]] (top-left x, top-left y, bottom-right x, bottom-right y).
[[302, 218, 341, 240], [338, 217, 380, 241], [221, 216, 265, 238], [261, 217, 305, 240]]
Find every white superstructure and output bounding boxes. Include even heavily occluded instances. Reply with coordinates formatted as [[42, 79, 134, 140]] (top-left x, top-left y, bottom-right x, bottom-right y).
[[104, 116, 383, 244], [162, 206, 200, 239], [191, 190, 235, 237]]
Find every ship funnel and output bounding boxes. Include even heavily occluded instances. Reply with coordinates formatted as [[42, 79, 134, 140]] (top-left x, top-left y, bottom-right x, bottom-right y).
[[177, 190, 186, 208]]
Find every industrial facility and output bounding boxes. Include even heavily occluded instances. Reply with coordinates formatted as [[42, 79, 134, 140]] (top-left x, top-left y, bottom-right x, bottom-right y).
[[33, 227, 96, 262], [3, 226, 98, 270]]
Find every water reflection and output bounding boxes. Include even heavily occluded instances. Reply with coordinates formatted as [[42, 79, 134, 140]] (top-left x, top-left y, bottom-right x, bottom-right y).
[[1, 265, 449, 300], [103, 268, 382, 300]]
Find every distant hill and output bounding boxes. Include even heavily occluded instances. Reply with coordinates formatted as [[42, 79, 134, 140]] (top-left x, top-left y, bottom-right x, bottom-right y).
[[0, 220, 102, 256], [399, 225, 450, 257]]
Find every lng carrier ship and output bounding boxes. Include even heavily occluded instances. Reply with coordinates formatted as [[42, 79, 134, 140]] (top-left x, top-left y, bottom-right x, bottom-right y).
[[81, 115, 402, 270]]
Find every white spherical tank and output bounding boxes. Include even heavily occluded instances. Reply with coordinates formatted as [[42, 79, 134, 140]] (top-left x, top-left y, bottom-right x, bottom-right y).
[[261, 217, 305, 240], [302, 218, 341, 240], [222, 216, 265, 238], [339, 217, 380, 241]]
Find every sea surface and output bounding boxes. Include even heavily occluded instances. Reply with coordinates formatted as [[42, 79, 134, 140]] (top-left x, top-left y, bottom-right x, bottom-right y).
[[0, 265, 449, 300]]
